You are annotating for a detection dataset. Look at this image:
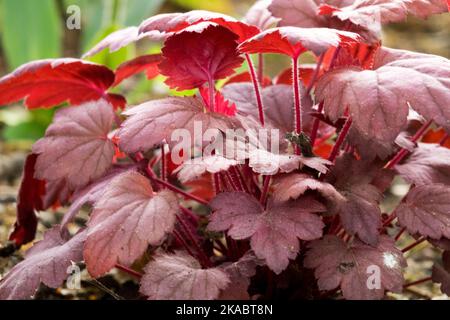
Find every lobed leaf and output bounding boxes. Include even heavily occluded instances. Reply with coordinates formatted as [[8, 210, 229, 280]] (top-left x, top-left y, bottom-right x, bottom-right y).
[[0, 59, 125, 109], [84, 171, 179, 277], [209, 192, 325, 274], [0, 227, 86, 300], [32, 100, 116, 190], [139, 252, 229, 300], [304, 235, 406, 300], [396, 184, 450, 239]]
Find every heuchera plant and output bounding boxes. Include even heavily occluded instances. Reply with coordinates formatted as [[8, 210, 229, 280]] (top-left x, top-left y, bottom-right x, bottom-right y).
[[1, 0, 450, 300]]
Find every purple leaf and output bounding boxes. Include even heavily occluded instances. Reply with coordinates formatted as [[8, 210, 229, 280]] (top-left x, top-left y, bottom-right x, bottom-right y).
[[0, 227, 86, 299], [304, 235, 406, 300], [244, 0, 280, 30], [329, 154, 384, 245], [221, 83, 314, 134], [396, 184, 450, 239], [139, 252, 229, 300], [396, 143, 450, 186], [32, 100, 115, 190], [209, 192, 325, 274], [83, 27, 165, 58], [432, 251, 450, 295], [316, 47, 450, 157], [60, 165, 137, 230], [272, 173, 346, 205], [84, 171, 179, 277], [175, 155, 238, 183], [219, 252, 261, 300], [118, 96, 239, 154]]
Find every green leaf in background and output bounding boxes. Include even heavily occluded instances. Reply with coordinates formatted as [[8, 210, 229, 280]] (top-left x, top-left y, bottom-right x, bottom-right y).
[[0, 0, 62, 70], [171, 0, 234, 14], [1, 108, 55, 142], [119, 0, 165, 26]]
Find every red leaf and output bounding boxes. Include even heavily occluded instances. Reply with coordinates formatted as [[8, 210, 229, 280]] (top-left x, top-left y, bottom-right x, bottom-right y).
[[118, 96, 239, 154], [113, 54, 162, 86], [159, 23, 244, 91], [9, 154, 45, 246], [199, 87, 237, 116], [0, 227, 86, 299], [84, 171, 179, 277], [238, 27, 360, 58], [396, 184, 450, 239], [274, 65, 318, 87], [0, 59, 125, 109], [209, 192, 325, 273], [139, 251, 229, 300], [304, 235, 406, 300], [396, 143, 450, 186], [32, 100, 116, 190], [316, 46, 450, 158], [139, 10, 260, 43], [224, 71, 272, 87]]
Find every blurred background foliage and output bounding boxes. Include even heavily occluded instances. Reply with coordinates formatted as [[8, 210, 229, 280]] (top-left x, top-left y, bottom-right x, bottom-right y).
[[0, 0, 448, 146]]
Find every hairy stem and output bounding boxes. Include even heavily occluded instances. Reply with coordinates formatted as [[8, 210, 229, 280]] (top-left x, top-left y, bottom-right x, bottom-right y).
[[440, 133, 449, 145], [310, 102, 324, 146], [403, 276, 432, 288], [160, 145, 166, 182], [208, 77, 215, 112], [292, 57, 303, 147], [245, 54, 265, 126], [395, 227, 407, 241], [328, 117, 353, 163], [402, 237, 426, 253]]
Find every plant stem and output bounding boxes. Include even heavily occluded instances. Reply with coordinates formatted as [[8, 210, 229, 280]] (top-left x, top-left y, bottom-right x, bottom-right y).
[[328, 117, 353, 163], [306, 53, 325, 94], [158, 177, 208, 205], [245, 54, 265, 126], [402, 237, 426, 253], [403, 276, 432, 288], [173, 229, 198, 261], [115, 264, 142, 278], [310, 102, 324, 146], [176, 215, 212, 268], [395, 227, 407, 241], [386, 120, 433, 169], [208, 77, 215, 112], [292, 57, 302, 150], [260, 176, 271, 204], [160, 145, 166, 182]]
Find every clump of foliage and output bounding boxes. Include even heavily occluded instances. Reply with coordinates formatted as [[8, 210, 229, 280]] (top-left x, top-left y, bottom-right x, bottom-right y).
[[1, 0, 450, 300]]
